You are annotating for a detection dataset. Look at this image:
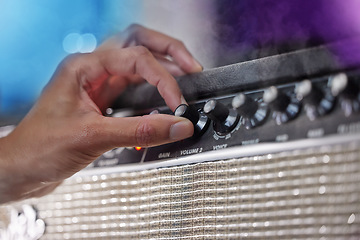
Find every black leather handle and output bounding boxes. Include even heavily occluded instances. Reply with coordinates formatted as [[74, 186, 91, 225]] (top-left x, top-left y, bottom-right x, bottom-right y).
[[112, 38, 360, 110]]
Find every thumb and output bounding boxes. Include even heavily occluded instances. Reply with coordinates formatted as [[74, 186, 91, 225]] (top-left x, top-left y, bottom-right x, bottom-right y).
[[94, 114, 194, 151]]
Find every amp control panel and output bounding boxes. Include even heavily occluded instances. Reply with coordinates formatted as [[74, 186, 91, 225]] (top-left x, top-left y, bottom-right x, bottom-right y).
[[91, 69, 360, 168]]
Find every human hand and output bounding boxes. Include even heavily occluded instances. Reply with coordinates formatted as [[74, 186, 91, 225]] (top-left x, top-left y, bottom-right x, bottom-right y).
[[0, 24, 202, 203]]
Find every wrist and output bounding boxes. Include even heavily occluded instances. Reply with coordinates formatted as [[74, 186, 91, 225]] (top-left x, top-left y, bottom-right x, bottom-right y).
[[0, 136, 16, 203], [0, 136, 38, 204]]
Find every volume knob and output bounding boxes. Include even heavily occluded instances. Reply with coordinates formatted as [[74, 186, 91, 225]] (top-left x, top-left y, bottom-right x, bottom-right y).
[[263, 86, 301, 125], [203, 99, 239, 136], [232, 93, 268, 129], [295, 80, 335, 121], [330, 73, 360, 117], [174, 104, 210, 138]]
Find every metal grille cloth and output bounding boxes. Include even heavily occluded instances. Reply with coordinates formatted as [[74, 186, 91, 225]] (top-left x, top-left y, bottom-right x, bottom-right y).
[[1, 141, 360, 239]]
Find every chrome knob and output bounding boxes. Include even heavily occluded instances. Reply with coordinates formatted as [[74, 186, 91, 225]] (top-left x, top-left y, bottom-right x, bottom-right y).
[[174, 104, 210, 138], [232, 93, 268, 129], [203, 99, 239, 136], [330, 73, 360, 117], [295, 80, 335, 121], [263, 86, 301, 125]]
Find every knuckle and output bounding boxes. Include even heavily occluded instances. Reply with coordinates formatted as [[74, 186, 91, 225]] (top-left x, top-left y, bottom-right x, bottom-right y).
[[127, 23, 142, 33], [175, 39, 185, 47], [135, 118, 156, 147], [167, 40, 186, 58], [61, 53, 82, 68], [60, 53, 86, 74], [133, 45, 151, 57], [59, 53, 94, 81], [124, 24, 144, 41], [170, 39, 185, 50]]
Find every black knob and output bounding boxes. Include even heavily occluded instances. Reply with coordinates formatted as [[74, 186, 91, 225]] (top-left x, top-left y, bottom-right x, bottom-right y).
[[295, 80, 335, 121], [232, 93, 268, 129], [263, 86, 301, 125], [329, 73, 360, 117], [174, 104, 210, 138], [296, 80, 323, 105], [203, 99, 239, 136]]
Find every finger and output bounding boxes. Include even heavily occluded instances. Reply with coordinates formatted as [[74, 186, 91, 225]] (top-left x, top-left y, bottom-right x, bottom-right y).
[[95, 34, 130, 52], [125, 24, 203, 73], [99, 43, 189, 76], [95, 46, 187, 111], [92, 75, 145, 111], [92, 114, 193, 150], [153, 53, 187, 76], [54, 48, 187, 111]]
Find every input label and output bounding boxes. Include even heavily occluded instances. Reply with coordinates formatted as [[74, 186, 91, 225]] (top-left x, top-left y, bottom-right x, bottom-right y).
[[307, 128, 325, 138], [158, 152, 171, 159], [180, 148, 203, 156], [213, 144, 228, 150], [338, 122, 360, 134]]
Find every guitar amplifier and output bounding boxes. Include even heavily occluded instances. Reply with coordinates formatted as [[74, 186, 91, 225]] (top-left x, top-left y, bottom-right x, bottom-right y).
[[1, 40, 360, 239]]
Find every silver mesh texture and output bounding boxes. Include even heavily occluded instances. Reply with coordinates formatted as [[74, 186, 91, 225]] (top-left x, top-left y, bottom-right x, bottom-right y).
[[1, 141, 360, 239]]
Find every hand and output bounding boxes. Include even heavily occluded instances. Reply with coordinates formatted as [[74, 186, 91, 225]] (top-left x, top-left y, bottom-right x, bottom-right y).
[[0, 24, 202, 204]]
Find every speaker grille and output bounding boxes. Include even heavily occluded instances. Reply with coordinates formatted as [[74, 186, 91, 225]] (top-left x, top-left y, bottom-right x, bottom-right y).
[[1, 141, 360, 239]]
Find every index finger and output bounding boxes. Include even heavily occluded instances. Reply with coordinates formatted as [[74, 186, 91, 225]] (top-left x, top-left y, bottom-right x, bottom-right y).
[[105, 24, 203, 74], [128, 24, 203, 73], [59, 47, 186, 111], [100, 47, 187, 110]]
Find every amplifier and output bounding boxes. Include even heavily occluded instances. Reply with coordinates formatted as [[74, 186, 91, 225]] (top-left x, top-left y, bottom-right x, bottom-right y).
[[1, 41, 360, 239]]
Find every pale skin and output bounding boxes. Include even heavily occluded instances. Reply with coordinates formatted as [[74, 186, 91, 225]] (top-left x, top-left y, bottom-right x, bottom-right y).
[[0, 24, 202, 204]]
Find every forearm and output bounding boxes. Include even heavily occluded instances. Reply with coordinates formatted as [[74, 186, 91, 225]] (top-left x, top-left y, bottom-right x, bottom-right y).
[[0, 136, 39, 204], [0, 25, 199, 204]]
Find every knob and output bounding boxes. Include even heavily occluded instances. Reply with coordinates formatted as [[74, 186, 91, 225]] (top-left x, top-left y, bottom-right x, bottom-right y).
[[263, 86, 301, 125], [295, 80, 335, 121], [174, 104, 210, 138], [329, 73, 360, 117], [203, 99, 239, 136], [232, 93, 268, 129]]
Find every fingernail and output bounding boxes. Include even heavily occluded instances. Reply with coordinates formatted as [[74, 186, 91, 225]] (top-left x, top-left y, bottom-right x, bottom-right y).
[[149, 109, 160, 115], [169, 120, 193, 141], [180, 95, 187, 105], [192, 59, 203, 72]]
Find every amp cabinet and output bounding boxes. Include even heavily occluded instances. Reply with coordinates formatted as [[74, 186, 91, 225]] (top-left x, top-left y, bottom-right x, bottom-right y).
[[1, 40, 360, 239]]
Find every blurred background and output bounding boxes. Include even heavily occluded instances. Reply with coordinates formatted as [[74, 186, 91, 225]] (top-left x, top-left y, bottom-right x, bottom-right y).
[[0, 0, 141, 115], [1, 0, 360, 118]]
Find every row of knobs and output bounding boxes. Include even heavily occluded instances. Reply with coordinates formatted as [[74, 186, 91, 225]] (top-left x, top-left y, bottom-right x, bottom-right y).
[[175, 73, 360, 138]]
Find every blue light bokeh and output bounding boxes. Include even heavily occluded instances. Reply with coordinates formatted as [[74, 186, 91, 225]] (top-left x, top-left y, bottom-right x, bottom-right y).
[[0, 0, 142, 115]]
